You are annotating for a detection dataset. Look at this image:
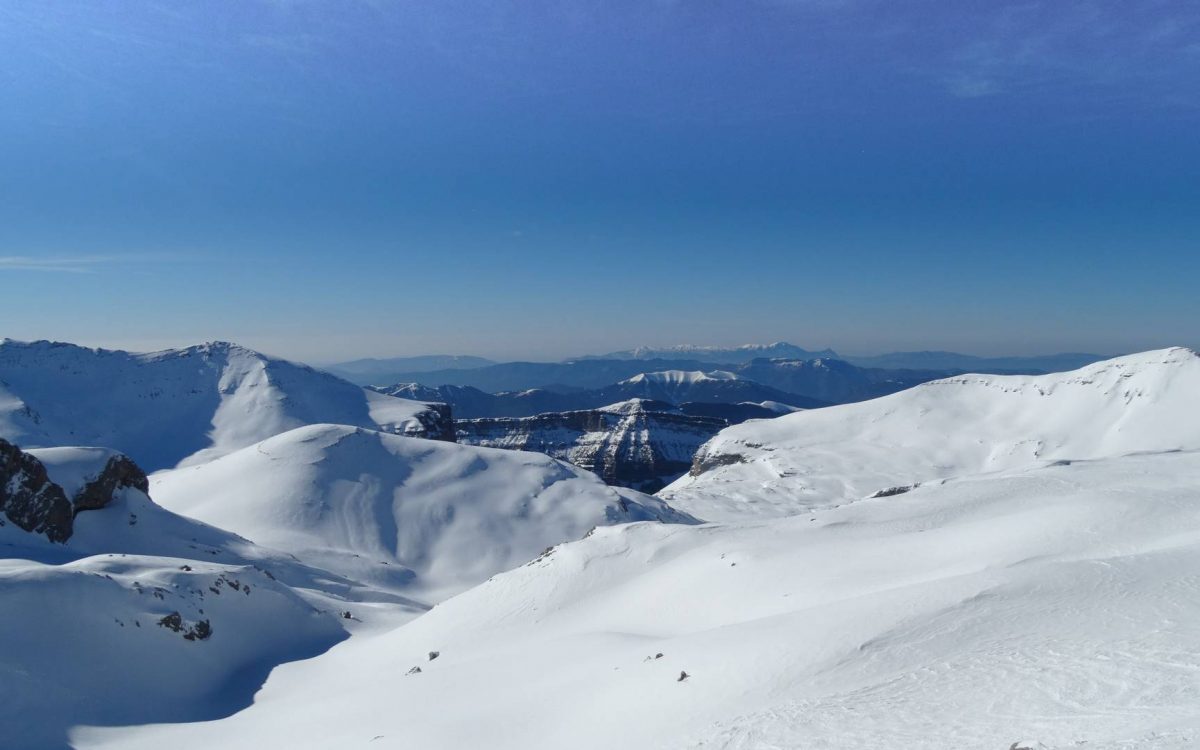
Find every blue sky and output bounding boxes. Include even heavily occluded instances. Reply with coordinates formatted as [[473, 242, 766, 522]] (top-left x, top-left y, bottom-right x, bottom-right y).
[[1, 1, 1197, 363]]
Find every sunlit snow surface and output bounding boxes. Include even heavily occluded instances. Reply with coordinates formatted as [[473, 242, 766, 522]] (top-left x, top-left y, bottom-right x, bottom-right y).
[[7, 348, 1200, 749], [662, 347, 1200, 521], [81, 450, 1200, 749]]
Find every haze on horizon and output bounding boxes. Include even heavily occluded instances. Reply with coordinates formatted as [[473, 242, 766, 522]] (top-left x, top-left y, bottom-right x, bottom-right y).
[[1, 1, 1197, 363]]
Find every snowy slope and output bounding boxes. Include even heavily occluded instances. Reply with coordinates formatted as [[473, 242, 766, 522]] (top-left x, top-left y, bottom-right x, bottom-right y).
[[0, 441, 427, 750], [151, 424, 698, 600], [0, 339, 450, 472], [89, 449, 1200, 750], [1, 555, 348, 750], [663, 347, 1200, 521]]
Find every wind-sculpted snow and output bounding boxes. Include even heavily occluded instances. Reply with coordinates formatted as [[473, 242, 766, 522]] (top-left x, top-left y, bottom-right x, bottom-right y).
[[663, 347, 1200, 521], [0, 339, 450, 472], [151, 424, 699, 601], [87, 450, 1200, 750]]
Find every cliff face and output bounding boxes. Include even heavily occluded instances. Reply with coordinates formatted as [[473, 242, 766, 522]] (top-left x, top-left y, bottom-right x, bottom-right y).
[[455, 400, 727, 492], [1, 441, 150, 542], [402, 401, 456, 442], [0, 439, 73, 542]]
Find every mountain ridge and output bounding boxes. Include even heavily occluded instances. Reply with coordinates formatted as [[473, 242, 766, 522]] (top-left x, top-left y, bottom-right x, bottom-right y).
[[0, 339, 452, 472]]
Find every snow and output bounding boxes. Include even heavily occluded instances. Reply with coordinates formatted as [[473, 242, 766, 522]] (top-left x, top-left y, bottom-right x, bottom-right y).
[[150, 424, 696, 602], [0, 554, 347, 750], [0, 339, 444, 471], [745, 400, 802, 414], [621, 369, 742, 385], [85, 449, 1200, 750], [662, 347, 1200, 522], [0, 469, 419, 749], [26, 446, 124, 499], [8, 347, 1200, 749]]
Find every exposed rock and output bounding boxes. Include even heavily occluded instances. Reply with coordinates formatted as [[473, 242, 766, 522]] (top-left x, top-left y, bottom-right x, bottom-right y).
[[157, 611, 213, 641], [0, 438, 73, 542], [688, 451, 746, 478], [868, 484, 918, 498], [403, 401, 456, 442], [456, 400, 727, 491], [1, 442, 152, 542], [71, 454, 150, 514]]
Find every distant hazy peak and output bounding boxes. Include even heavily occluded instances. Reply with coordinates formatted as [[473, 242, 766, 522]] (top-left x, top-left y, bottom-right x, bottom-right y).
[[586, 342, 840, 363], [620, 370, 741, 385]]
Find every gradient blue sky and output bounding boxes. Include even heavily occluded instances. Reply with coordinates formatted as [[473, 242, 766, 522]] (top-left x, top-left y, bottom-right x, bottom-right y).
[[1, 1, 1197, 363]]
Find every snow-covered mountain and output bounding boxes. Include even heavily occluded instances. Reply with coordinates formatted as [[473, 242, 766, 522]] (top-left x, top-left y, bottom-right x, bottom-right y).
[[735, 356, 948, 403], [371, 358, 937, 409], [455, 399, 729, 492], [0, 339, 452, 471], [150, 424, 697, 600], [378, 377, 825, 419], [663, 347, 1200, 521], [92, 448, 1200, 750], [11, 345, 1200, 749]]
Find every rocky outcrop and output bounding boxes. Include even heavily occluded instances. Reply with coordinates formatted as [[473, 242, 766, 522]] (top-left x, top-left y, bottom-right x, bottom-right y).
[[401, 401, 456, 442], [0, 439, 73, 542], [456, 400, 727, 492], [71, 454, 150, 513], [1, 441, 151, 542], [687, 450, 746, 478]]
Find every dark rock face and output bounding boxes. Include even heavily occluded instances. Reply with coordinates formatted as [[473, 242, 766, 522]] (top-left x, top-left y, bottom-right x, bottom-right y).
[[688, 451, 746, 478], [0, 440, 151, 542], [72, 454, 150, 514], [157, 611, 212, 641], [0, 439, 74, 543], [404, 401, 456, 442], [456, 401, 727, 492]]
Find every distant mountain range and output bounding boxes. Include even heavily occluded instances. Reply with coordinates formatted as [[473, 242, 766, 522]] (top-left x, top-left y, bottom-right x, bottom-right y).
[[373, 369, 828, 418], [327, 354, 495, 379], [368, 359, 949, 414], [329, 344, 1114, 395], [579, 342, 839, 364]]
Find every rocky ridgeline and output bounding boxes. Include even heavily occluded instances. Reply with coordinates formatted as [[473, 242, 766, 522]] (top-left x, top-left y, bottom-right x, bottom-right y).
[[0, 439, 148, 542], [455, 400, 727, 492]]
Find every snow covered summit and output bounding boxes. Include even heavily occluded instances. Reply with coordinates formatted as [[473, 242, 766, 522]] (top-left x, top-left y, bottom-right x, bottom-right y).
[[662, 347, 1200, 521], [0, 339, 451, 471]]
